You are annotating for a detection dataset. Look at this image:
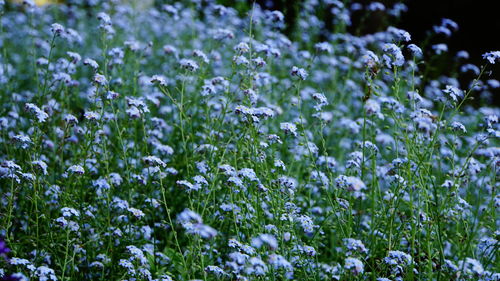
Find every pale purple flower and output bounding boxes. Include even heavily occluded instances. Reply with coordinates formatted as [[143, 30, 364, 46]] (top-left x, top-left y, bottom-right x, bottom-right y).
[[291, 66, 308, 80], [51, 23, 64, 36], [344, 257, 364, 275], [483, 51, 500, 64]]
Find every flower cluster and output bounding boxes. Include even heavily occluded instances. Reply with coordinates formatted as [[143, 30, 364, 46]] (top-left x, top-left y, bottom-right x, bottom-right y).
[[0, 1, 498, 281]]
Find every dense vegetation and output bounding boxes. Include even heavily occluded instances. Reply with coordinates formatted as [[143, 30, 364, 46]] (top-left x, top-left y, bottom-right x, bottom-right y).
[[0, 1, 498, 280]]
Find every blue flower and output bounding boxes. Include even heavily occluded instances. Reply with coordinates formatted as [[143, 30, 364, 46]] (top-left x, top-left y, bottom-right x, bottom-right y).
[[483, 51, 500, 64], [382, 43, 405, 67]]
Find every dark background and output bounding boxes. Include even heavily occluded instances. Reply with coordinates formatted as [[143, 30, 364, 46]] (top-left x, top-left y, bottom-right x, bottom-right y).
[[249, 0, 500, 106]]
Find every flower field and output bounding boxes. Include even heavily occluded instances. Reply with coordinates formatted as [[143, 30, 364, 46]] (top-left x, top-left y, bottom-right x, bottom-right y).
[[0, 1, 498, 280]]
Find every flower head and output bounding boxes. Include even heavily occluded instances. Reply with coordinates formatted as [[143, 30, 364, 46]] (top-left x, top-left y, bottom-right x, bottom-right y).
[[483, 51, 500, 64]]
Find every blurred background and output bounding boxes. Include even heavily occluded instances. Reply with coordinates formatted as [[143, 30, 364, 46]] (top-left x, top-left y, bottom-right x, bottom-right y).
[[241, 0, 500, 105], [7, 0, 500, 105]]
